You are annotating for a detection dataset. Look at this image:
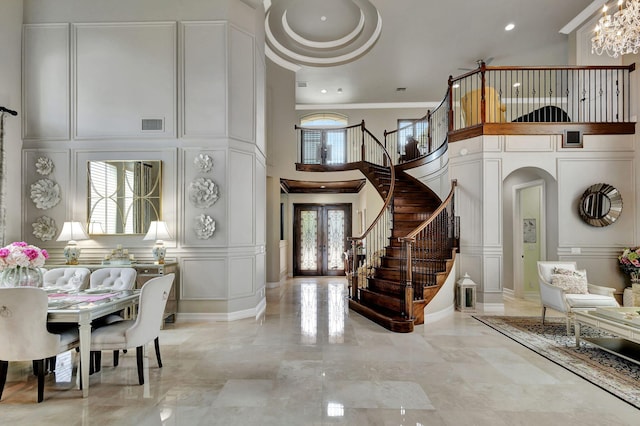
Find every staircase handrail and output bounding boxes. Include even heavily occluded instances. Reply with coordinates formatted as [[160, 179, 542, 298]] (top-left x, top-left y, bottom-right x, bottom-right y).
[[352, 129, 395, 241], [400, 179, 457, 243], [346, 127, 395, 302]]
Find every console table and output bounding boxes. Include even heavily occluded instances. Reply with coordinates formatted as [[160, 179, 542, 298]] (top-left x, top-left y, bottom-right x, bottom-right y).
[[44, 262, 179, 323]]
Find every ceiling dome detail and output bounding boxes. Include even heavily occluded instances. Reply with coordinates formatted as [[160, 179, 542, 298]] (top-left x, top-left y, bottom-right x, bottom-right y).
[[265, 0, 382, 68]]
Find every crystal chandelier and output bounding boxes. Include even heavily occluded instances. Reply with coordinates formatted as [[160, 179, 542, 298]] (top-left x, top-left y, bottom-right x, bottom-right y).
[[592, 0, 640, 57]]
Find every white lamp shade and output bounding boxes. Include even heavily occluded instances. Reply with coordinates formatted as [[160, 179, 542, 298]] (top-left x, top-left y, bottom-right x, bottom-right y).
[[56, 221, 89, 242], [143, 221, 172, 242]]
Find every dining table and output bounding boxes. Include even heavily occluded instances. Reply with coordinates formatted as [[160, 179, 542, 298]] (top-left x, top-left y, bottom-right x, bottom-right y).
[[46, 289, 140, 398]]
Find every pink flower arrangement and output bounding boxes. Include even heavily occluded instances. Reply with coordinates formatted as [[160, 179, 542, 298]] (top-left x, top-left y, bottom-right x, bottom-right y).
[[619, 247, 640, 276], [0, 241, 49, 271]]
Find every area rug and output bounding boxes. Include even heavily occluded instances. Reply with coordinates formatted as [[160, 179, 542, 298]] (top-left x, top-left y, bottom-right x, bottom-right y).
[[473, 315, 640, 409]]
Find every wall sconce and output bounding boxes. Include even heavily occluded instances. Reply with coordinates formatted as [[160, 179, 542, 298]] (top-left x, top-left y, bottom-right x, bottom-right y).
[[56, 221, 90, 265], [143, 221, 172, 264]]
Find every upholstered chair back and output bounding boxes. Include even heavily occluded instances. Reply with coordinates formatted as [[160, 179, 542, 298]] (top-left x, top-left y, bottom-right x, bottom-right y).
[[0, 288, 61, 361], [43, 267, 91, 291], [537, 261, 577, 285], [125, 274, 174, 347], [460, 87, 507, 126], [90, 268, 137, 290]]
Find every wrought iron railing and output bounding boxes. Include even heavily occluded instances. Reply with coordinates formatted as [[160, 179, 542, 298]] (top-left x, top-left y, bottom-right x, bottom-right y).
[[383, 90, 450, 166], [449, 62, 635, 131], [399, 180, 458, 318], [295, 120, 388, 165]]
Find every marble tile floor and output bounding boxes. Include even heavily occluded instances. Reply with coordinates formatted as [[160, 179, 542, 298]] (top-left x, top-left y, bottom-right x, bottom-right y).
[[0, 277, 638, 425]]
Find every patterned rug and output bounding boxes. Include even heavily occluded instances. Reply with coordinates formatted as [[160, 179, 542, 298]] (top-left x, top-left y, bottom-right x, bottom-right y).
[[473, 315, 640, 409]]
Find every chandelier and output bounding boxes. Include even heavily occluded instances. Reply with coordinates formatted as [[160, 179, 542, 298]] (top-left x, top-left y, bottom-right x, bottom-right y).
[[591, 0, 640, 57]]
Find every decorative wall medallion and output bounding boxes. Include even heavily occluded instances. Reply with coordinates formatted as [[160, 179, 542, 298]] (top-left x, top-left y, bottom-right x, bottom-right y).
[[35, 156, 54, 175], [194, 153, 213, 173], [194, 214, 216, 239], [32, 215, 57, 241], [30, 178, 61, 210], [188, 177, 219, 208]]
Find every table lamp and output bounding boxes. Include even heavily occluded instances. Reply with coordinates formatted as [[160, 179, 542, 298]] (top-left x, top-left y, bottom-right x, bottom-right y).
[[56, 221, 90, 265], [143, 221, 172, 264]]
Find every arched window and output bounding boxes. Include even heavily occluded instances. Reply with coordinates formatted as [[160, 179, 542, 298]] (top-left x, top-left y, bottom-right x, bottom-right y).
[[299, 113, 348, 164], [300, 113, 348, 127]]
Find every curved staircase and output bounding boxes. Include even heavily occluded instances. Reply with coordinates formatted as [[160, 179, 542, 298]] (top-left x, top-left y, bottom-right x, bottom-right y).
[[349, 163, 457, 332]]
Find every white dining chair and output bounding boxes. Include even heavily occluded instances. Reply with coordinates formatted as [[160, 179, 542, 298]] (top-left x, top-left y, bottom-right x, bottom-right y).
[[0, 287, 79, 403], [89, 267, 137, 290], [43, 267, 91, 291], [90, 273, 174, 385]]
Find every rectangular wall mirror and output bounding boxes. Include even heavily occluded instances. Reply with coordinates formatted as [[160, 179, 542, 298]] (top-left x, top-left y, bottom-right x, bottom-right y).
[[87, 160, 162, 235]]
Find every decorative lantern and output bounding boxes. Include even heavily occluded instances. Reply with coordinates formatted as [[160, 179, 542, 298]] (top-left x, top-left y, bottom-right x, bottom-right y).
[[456, 273, 477, 312]]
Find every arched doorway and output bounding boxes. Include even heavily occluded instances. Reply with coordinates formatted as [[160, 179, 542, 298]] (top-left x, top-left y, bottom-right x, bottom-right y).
[[503, 168, 558, 300]]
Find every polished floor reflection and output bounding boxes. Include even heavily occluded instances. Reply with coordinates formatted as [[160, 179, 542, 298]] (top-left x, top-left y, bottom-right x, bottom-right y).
[[0, 277, 638, 425]]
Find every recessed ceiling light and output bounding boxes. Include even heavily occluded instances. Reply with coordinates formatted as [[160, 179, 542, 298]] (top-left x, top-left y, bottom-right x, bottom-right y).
[[513, 82, 521, 87], [452, 83, 460, 89], [505, 23, 515, 31], [396, 87, 406, 92], [320, 16, 327, 22], [337, 88, 343, 93], [320, 89, 327, 94]]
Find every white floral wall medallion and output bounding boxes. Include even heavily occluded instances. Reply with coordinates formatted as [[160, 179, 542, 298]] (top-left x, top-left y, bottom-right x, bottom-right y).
[[189, 177, 219, 208], [32, 215, 57, 241], [194, 214, 216, 239], [194, 153, 213, 173], [30, 178, 61, 210], [35, 156, 55, 175]]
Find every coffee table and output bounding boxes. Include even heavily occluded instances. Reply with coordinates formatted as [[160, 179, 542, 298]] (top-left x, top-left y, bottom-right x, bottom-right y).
[[574, 307, 640, 365]]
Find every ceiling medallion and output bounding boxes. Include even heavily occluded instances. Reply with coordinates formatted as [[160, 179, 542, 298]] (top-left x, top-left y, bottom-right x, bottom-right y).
[[265, 0, 382, 69]]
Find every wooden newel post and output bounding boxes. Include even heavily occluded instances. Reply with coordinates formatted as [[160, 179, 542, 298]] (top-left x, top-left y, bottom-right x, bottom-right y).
[[480, 61, 487, 125], [360, 120, 366, 162], [447, 76, 454, 133], [350, 239, 359, 301], [404, 239, 414, 319]]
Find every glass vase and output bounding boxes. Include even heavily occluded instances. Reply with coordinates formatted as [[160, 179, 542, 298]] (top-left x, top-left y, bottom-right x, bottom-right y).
[[0, 266, 44, 288]]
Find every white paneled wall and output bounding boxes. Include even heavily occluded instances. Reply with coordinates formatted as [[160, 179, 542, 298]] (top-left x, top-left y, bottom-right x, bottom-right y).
[[181, 22, 227, 138], [229, 25, 255, 142], [450, 133, 636, 305], [182, 148, 228, 247], [20, 0, 267, 320], [23, 24, 70, 140], [74, 22, 177, 139], [228, 150, 255, 246]]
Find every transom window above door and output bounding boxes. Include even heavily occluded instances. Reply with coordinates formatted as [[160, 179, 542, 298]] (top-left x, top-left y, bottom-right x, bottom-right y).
[[299, 113, 348, 165]]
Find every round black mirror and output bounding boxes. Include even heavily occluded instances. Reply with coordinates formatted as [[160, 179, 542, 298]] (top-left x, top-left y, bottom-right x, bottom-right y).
[[578, 183, 622, 227]]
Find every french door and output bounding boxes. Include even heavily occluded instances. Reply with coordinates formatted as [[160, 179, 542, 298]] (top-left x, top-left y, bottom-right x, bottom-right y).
[[293, 204, 351, 276]]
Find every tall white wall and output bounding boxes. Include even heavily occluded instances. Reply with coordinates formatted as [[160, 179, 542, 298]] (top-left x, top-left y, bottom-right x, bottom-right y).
[[16, 0, 266, 319], [0, 0, 23, 245], [451, 133, 636, 308]]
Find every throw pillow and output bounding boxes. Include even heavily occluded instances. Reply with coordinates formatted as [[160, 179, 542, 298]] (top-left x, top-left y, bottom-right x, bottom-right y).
[[550, 273, 588, 294], [553, 267, 578, 276]]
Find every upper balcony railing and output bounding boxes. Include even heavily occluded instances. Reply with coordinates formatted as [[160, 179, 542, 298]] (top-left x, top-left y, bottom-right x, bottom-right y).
[[448, 62, 636, 138], [383, 90, 449, 166]]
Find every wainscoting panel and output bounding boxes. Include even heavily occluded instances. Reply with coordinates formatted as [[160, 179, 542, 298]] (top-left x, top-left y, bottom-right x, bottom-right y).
[[23, 24, 70, 141], [74, 22, 176, 139], [181, 21, 227, 138], [228, 149, 254, 246], [21, 149, 70, 245], [255, 158, 266, 246], [181, 257, 228, 300], [228, 25, 255, 143], [182, 147, 229, 247], [558, 158, 635, 247], [229, 256, 255, 298]]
